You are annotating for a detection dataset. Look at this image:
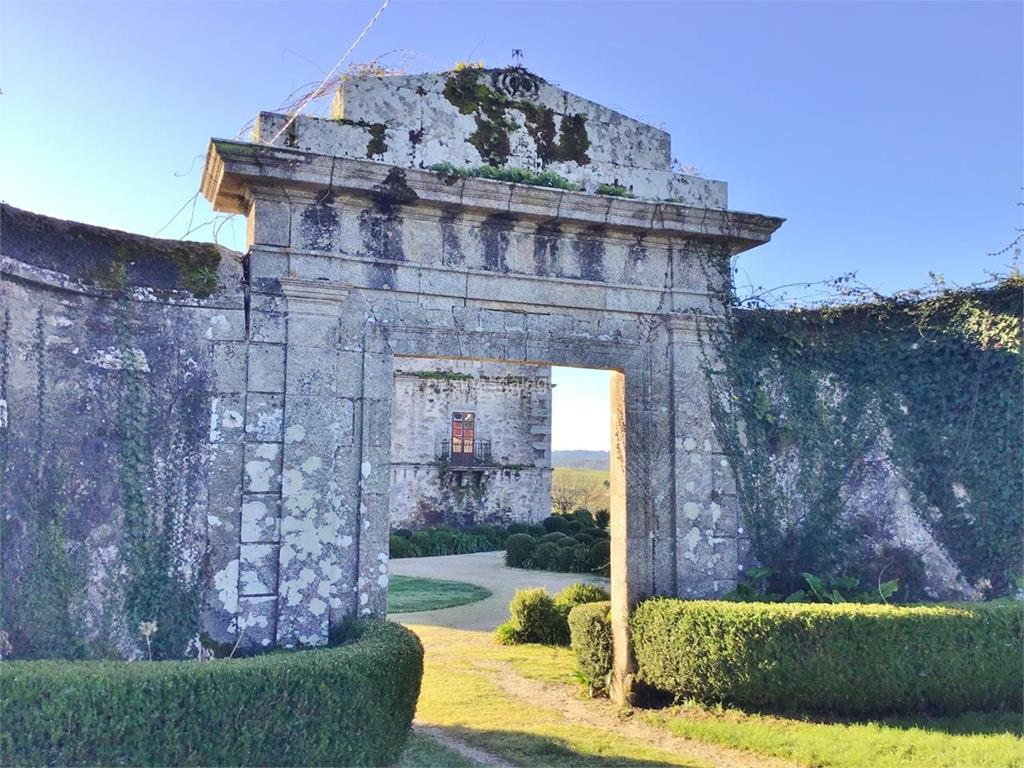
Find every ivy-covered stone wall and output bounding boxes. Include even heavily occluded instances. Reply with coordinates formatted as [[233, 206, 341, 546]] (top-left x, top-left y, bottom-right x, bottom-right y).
[[0, 204, 246, 659], [707, 278, 1022, 601]]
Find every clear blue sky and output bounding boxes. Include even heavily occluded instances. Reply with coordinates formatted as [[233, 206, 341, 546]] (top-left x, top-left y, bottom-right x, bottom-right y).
[[2, 1, 1020, 451]]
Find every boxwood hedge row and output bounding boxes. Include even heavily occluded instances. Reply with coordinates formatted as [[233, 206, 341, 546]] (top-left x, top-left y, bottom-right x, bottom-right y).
[[569, 599, 1023, 715], [0, 620, 423, 767], [631, 599, 1023, 715]]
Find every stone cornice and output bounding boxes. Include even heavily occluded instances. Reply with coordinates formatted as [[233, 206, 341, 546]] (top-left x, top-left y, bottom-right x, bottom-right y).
[[201, 140, 784, 254]]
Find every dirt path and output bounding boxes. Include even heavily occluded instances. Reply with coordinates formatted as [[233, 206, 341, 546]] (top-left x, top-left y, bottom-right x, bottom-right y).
[[396, 554, 797, 768], [413, 725, 511, 768], [390, 551, 608, 630], [479, 659, 795, 768]]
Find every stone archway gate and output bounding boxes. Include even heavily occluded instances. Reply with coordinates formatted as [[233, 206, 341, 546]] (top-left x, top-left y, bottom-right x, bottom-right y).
[[199, 70, 783, 693]]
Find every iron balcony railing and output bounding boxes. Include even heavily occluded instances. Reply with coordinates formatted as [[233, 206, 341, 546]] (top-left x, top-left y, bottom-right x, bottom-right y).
[[436, 438, 492, 465]]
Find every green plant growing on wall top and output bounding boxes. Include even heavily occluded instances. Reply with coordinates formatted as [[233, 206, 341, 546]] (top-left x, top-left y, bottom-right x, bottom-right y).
[[595, 183, 635, 199], [413, 369, 474, 381], [428, 162, 581, 192]]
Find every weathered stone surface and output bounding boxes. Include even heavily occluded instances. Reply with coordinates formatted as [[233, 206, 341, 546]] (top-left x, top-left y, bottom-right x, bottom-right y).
[[255, 70, 725, 204], [0, 205, 245, 658], [390, 357, 552, 528], [3, 69, 792, 678]]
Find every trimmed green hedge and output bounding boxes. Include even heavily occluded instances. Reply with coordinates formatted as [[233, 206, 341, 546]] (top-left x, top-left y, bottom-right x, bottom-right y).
[[504, 515, 610, 576], [631, 599, 1023, 715], [567, 601, 612, 695], [496, 584, 609, 646], [0, 620, 423, 767], [390, 524, 509, 558]]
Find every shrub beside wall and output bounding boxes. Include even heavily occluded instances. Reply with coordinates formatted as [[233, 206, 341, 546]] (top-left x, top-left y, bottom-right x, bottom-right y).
[[567, 601, 612, 695], [630, 599, 1023, 716], [0, 621, 424, 767]]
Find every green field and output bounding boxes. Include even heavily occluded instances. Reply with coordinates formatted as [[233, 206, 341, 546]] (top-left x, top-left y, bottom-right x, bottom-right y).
[[552, 466, 610, 513]]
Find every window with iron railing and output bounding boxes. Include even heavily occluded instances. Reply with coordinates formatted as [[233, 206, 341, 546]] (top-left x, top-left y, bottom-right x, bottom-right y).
[[437, 411, 492, 465]]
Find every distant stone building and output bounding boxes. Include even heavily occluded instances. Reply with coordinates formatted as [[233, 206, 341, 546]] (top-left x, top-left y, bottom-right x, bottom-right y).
[[389, 358, 552, 529]]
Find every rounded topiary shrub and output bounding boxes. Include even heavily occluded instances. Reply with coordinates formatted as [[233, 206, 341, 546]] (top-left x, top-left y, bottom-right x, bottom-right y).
[[497, 585, 609, 647], [540, 531, 569, 544], [389, 534, 420, 559], [532, 541, 559, 570], [551, 544, 578, 573], [542, 515, 571, 534], [507, 522, 530, 535], [504, 533, 538, 568], [494, 588, 563, 645], [569, 544, 593, 573], [572, 509, 596, 527], [0, 621, 424, 767], [566, 520, 583, 534], [554, 583, 610, 621]]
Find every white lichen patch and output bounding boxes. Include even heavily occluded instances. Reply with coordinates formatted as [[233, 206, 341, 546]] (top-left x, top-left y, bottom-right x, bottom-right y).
[[245, 459, 276, 493], [213, 559, 239, 613], [85, 346, 151, 373], [284, 424, 306, 444], [204, 314, 232, 339]]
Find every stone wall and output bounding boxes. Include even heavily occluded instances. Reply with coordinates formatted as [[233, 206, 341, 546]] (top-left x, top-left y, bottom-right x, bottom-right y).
[[389, 357, 551, 528], [0, 204, 246, 659], [2, 67, 788, 675]]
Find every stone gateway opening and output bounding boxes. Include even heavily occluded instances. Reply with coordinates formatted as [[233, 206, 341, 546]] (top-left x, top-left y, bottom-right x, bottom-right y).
[[199, 69, 781, 697], [0, 68, 783, 693]]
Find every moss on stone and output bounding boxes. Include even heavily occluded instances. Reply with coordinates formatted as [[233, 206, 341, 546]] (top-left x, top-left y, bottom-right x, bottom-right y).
[[556, 114, 591, 165], [517, 102, 558, 163], [414, 370, 474, 381], [442, 68, 591, 168], [366, 123, 387, 158]]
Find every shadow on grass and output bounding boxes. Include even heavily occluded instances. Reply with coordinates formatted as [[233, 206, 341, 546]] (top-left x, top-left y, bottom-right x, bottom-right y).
[[871, 710, 1023, 737], [437, 725, 698, 768]]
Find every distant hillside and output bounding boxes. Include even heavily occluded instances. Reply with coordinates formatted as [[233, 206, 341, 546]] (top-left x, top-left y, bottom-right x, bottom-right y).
[[551, 450, 610, 471]]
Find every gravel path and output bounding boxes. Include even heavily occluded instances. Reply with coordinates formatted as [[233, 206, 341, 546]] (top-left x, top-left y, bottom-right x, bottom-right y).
[[389, 551, 609, 630]]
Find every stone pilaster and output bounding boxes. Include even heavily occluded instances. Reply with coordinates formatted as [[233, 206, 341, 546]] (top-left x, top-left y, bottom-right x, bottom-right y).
[[668, 314, 739, 597], [275, 278, 354, 647]]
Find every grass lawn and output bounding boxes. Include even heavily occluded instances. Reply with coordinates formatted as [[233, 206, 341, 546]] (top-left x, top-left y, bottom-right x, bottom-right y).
[[409, 624, 714, 767], [644, 704, 1022, 768], [388, 576, 491, 614], [406, 622, 1023, 768], [552, 466, 610, 512]]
